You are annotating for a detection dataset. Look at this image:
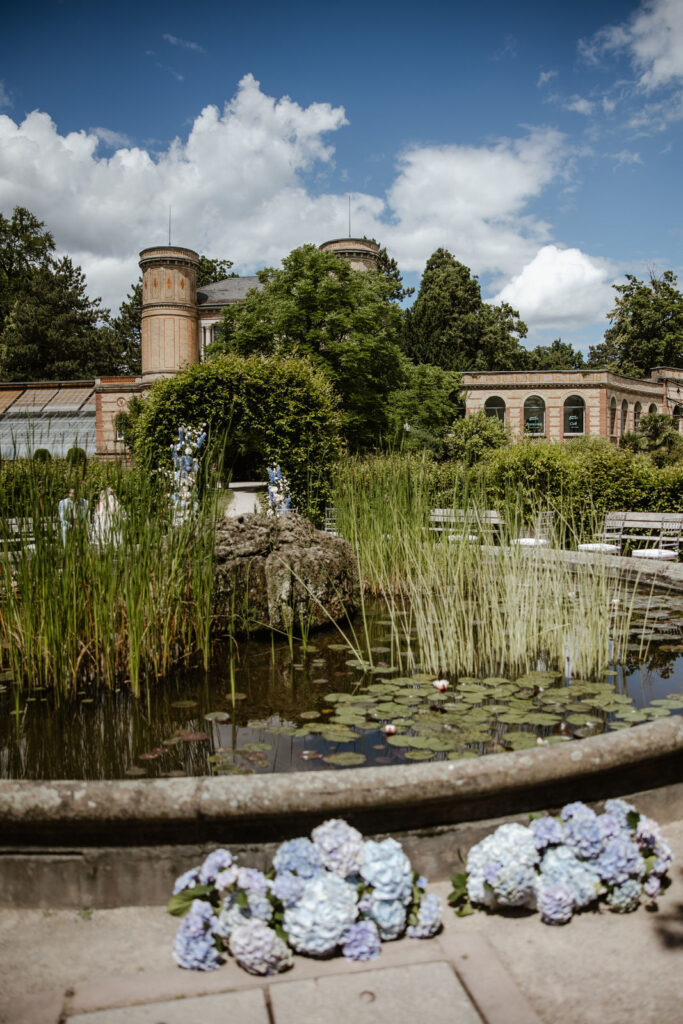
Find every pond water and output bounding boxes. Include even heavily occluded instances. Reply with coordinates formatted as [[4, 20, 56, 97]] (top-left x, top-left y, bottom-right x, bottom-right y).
[[2, 594, 683, 780]]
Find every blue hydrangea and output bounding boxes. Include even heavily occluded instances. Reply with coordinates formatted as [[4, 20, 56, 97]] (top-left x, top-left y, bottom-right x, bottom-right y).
[[636, 815, 666, 854], [360, 838, 413, 904], [539, 846, 603, 909], [560, 801, 593, 822], [173, 867, 200, 895], [365, 897, 407, 940], [466, 824, 540, 908], [416, 875, 428, 890], [595, 836, 645, 886], [215, 865, 239, 892], [564, 807, 605, 860], [341, 920, 382, 961], [603, 799, 636, 831], [643, 875, 661, 899], [406, 892, 442, 939], [529, 816, 565, 850], [283, 872, 359, 956], [537, 883, 574, 926], [597, 813, 622, 841], [272, 838, 323, 879], [228, 920, 293, 975], [236, 867, 270, 894], [270, 871, 306, 908], [606, 879, 642, 914], [198, 849, 234, 885], [311, 819, 364, 878], [215, 890, 273, 939], [172, 900, 221, 972], [653, 838, 673, 878]]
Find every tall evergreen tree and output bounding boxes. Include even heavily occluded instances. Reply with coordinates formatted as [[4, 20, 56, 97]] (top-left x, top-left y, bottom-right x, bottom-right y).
[[0, 207, 55, 334]]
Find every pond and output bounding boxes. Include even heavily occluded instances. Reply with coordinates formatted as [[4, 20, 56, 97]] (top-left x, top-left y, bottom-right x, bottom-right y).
[[2, 592, 683, 780]]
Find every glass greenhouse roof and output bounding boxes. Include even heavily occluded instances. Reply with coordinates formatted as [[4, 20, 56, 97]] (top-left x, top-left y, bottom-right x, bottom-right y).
[[0, 412, 96, 459]]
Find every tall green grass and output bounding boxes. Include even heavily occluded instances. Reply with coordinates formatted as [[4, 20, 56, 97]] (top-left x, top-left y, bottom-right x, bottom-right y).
[[331, 453, 649, 680]]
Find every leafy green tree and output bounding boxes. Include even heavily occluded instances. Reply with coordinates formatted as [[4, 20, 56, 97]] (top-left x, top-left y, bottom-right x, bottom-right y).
[[0, 207, 55, 334], [445, 410, 511, 465], [527, 338, 585, 370], [210, 244, 406, 450], [403, 249, 527, 371], [196, 256, 236, 287], [373, 244, 414, 303], [620, 412, 683, 467], [588, 271, 683, 378], [386, 360, 462, 457], [0, 256, 116, 380]]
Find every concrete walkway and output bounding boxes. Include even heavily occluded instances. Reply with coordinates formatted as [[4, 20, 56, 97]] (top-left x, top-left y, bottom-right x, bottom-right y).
[[2, 819, 682, 1024]]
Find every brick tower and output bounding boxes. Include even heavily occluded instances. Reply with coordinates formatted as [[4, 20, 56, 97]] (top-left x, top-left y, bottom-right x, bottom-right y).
[[139, 245, 200, 380]]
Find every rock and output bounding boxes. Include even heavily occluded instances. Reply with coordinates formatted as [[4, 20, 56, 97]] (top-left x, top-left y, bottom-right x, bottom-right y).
[[211, 512, 360, 635]]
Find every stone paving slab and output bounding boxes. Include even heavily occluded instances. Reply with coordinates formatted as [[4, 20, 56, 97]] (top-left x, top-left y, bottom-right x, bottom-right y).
[[69, 989, 269, 1024]]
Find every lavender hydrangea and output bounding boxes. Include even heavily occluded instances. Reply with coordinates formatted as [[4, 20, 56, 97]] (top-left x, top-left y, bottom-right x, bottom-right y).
[[360, 838, 413, 904], [595, 836, 645, 886], [270, 871, 306, 908], [199, 849, 234, 885], [466, 824, 540, 908], [283, 872, 359, 956], [606, 879, 642, 914], [529, 816, 565, 850], [603, 799, 636, 831], [365, 897, 407, 940], [539, 846, 603, 909], [564, 807, 605, 860], [215, 890, 273, 939], [311, 819, 364, 878], [272, 838, 322, 879], [596, 814, 622, 842], [173, 867, 200, 895], [172, 899, 221, 972], [341, 920, 382, 961], [236, 867, 270, 894], [560, 801, 593, 822], [407, 893, 442, 938], [643, 875, 661, 900], [228, 920, 293, 975], [537, 883, 574, 925]]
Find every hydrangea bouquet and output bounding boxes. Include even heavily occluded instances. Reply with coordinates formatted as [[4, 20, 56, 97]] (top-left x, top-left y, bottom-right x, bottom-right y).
[[449, 799, 672, 925], [168, 818, 442, 974]]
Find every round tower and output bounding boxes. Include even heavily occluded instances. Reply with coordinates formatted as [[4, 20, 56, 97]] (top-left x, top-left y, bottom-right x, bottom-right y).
[[319, 237, 380, 272], [139, 245, 200, 380]]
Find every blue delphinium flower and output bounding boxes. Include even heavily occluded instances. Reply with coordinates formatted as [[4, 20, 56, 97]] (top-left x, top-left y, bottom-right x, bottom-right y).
[[407, 892, 442, 938], [172, 899, 221, 971], [198, 849, 234, 885], [537, 883, 574, 925], [270, 871, 305, 908], [595, 836, 645, 886], [272, 837, 323, 879], [228, 920, 293, 976], [360, 838, 413, 904], [564, 807, 605, 860], [311, 819, 364, 878], [529, 816, 565, 850], [173, 867, 200, 895], [284, 873, 358, 956], [365, 897, 407, 940], [606, 879, 642, 914], [341, 920, 382, 961], [539, 846, 603, 909]]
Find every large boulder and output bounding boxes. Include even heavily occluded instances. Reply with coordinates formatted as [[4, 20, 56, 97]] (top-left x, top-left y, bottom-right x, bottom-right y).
[[211, 513, 360, 635]]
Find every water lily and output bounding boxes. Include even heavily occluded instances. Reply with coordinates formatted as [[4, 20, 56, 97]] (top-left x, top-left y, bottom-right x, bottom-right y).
[[432, 679, 449, 692], [384, 724, 397, 735]]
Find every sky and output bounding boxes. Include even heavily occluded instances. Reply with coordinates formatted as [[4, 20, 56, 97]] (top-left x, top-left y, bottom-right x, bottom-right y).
[[0, 0, 682, 351]]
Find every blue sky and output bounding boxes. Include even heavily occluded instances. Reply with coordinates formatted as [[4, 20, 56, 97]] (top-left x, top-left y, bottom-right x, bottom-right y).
[[1, 0, 682, 351]]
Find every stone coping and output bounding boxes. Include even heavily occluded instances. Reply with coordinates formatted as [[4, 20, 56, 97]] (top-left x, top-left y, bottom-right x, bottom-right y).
[[2, 717, 682, 847]]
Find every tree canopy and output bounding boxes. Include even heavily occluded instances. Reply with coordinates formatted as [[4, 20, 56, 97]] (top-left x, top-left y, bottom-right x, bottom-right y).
[[209, 244, 406, 450], [588, 271, 683, 378], [526, 338, 585, 371], [403, 248, 528, 371]]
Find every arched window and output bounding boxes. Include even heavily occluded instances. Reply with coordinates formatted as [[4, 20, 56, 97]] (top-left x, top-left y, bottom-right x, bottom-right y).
[[484, 396, 506, 422], [674, 405, 682, 432], [610, 397, 617, 435], [524, 395, 545, 435], [563, 395, 585, 434], [621, 400, 628, 434], [634, 402, 642, 430], [649, 403, 658, 415]]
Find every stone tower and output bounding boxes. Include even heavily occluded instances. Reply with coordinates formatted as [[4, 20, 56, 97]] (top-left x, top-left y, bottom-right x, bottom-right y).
[[318, 237, 380, 271], [139, 245, 200, 380]]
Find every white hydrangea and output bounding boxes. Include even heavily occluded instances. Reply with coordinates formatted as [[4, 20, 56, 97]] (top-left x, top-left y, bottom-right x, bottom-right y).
[[283, 872, 358, 956]]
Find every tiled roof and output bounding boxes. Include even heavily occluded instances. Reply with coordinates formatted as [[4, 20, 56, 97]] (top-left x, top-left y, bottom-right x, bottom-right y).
[[197, 276, 263, 307]]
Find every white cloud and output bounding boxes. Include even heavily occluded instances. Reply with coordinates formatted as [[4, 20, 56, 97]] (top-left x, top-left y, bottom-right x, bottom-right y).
[[537, 70, 557, 87], [90, 127, 132, 149], [608, 149, 642, 166], [162, 33, 204, 54], [0, 81, 11, 108], [493, 245, 616, 329], [564, 95, 594, 116], [0, 74, 606, 332], [581, 0, 683, 91]]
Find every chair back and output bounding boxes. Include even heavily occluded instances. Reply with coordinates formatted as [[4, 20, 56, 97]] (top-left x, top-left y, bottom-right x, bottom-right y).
[[658, 517, 683, 551], [600, 511, 626, 545], [534, 510, 555, 541]]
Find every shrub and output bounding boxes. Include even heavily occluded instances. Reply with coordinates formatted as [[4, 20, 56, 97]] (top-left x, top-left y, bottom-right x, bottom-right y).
[[133, 354, 341, 520], [445, 411, 510, 466], [65, 446, 87, 468], [32, 448, 52, 462]]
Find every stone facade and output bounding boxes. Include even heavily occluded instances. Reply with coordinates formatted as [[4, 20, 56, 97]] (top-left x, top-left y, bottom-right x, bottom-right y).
[[462, 367, 683, 442], [318, 237, 380, 272], [139, 246, 200, 381]]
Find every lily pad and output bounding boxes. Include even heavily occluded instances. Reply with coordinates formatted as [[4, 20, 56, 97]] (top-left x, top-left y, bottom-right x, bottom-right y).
[[404, 750, 435, 761], [205, 711, 230, 723], [323, 752, 367, 766]]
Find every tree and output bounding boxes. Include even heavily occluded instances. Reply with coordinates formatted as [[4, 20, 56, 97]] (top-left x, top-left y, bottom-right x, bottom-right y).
[[110, 281, 142, 375], [588, 271, 683, 378], [386, 360, 462, 457], [403, 249, 527, 371], [0, 207, 55, 334], [196, 256, 236, 287], [445, 410, 510, 466], [209, 244, 406, 450], [527, 338, 585, 371], [374, 244, 414, 303], [620, 412, 683, 467], [0, 256, 117, 380]]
